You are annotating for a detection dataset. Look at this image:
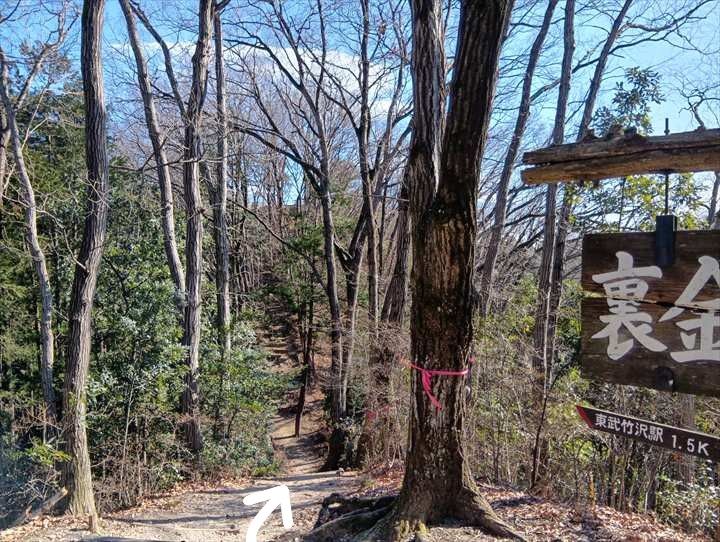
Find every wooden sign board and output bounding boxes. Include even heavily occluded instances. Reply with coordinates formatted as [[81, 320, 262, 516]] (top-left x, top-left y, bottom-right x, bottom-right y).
[[581, 230, 720, 397], [577, 405, 720, 461]]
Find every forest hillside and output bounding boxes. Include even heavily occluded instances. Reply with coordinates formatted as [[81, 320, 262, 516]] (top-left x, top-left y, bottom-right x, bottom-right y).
[[0, 0, 719, 541]]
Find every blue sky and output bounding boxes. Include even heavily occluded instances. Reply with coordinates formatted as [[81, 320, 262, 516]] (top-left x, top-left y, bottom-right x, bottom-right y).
[[2, 0, 718, 140]]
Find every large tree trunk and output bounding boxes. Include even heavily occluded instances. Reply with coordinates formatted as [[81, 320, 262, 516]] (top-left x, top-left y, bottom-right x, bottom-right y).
[[351, 1, 519, 539], [62, 0, 108, 518], [477, 0, 559, 315], [180, 0, 215, 453], [0, 53, 57, 426], [119, 0, 186, 313], [213, 9, 232, 364]]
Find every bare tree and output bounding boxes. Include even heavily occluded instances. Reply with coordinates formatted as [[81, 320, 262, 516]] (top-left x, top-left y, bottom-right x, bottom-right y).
[[477, 0, 560, 315], [206, 1, 233, 437], [0, 3, 67, 232], [62, 0, 108, 520], [529, 0, 575, 489], [226, 0, 408, 468], [180, 0, 216, 453], [118, 0, 186, 315], [0, 50, 59, 426], [130, 0, 217, 451]]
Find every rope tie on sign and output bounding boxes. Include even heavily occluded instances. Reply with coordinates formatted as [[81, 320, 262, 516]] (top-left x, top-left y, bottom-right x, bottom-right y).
[[405, 356, 475, 410]]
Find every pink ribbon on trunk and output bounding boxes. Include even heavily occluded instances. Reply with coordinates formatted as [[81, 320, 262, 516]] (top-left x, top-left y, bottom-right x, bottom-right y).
[[405, 356, 474, 410]]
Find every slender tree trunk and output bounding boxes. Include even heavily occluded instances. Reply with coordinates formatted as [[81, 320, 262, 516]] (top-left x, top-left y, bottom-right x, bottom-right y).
[[294, 366, 308, 437], [381, 180, 410, 324], [358, 0, 378, 334], [180, 0, 215, 453], [0, 121, 8, 233], [529, 0, 574, 489], [356, 179, 411, 466], [577, 0, 633, 139], [119, 0, 186, 313], [0, 54, 57, 426], [341, 262, 361, 411], [299, 299, 317, 384], [62, 0, 108, 518], [710, 172, 720, 228], [213, 10, 232, 363], [477, 0, 559, 315], [322, 222, 358, 471], [531, 1, 633, 486], [378, 181, 388, 286], [677, 393, 696, 484], [320, 190, 344, 423]]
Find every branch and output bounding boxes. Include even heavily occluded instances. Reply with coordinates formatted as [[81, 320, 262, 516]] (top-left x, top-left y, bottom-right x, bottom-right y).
[[237, 202, 326, 289]]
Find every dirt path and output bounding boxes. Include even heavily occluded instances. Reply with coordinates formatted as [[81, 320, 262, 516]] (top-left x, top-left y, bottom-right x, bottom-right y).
[[4, 301, 359, 542], [3, 302, 710, 542]]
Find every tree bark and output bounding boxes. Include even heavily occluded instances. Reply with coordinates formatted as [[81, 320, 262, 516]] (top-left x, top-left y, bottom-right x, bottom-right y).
[[62, 0, 108, 518], [355, 0, 520, 539], [119, 0, 186, 313], [529, 0, 574, 489], [294, 366, 308, 438], [710, 171, 720, 228], [381, 176, 411, 324], [320, 190, 345, 422], [0, 51, 57, 426], [358, 0, 378, 335], [357, 176, 411, 466], [477, 0, 559, 315], [180, 0, 216, 453], [213, 9, 232, 364], [0, 116, 7, 233]]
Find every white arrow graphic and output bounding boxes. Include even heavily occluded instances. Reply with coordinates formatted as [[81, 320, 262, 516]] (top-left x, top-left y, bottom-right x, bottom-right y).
[[242, 484, 294, 542]]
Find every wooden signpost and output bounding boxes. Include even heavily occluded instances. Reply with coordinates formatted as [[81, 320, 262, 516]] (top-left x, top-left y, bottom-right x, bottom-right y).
[[581, 230, 720, 398], [577, 405, 720, 461], [521, 125, 720, 465], [521, 127, 720, 184]]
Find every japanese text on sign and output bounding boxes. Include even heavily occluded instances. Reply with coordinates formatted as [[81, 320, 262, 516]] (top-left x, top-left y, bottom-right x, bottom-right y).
[[592, 251, 720, 363]]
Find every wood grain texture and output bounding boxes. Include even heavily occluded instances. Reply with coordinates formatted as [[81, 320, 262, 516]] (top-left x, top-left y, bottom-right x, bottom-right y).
[[522, 146, 720, 184], [581, 230, 720, 307], [524, 128, 720, 164], [521, 128, 720, 184], [581, 230, 720, 397], [582, 297, 720, 397]]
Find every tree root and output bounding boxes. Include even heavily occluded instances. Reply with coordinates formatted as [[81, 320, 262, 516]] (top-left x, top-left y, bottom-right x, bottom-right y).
[[305, 505, 393, 541], [314, 493, 397, 529], [305, 488, 527, 542], [454, 487, 528, 542]]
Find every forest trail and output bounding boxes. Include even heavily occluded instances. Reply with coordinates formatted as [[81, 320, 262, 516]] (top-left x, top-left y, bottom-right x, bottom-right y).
[[5, 299, 363, 542], [3, 300, 709, 542], [261, 299, 327, 476]]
